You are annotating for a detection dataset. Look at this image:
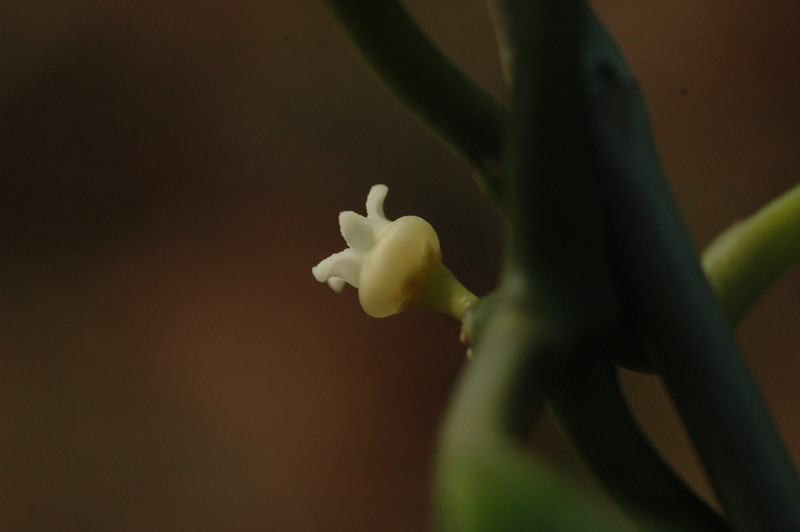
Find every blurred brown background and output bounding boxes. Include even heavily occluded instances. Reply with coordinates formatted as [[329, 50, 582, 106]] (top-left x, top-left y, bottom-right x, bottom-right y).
[[1, 1, 799, 530]]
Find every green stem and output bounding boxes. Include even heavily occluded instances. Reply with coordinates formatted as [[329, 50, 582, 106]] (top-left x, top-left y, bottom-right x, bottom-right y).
[[415, 261, 478, 321], [501, 0, 619, 326], [584, 14, 800, 530], [547, 352, 728, 531], [436, 290, 638, 531], [481, 2, 719, 528], [323, 0, 508, 205], [702, 181, 800, 327]]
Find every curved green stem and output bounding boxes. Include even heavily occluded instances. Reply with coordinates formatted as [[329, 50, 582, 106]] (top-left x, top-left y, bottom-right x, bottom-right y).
[[547, 352, 728, 531], [436, 291, 639, 532], [584, 14, 800, 530], [323, 0, 508, 205], [471, 2, 722, 528], [702, 181, 800, 327]]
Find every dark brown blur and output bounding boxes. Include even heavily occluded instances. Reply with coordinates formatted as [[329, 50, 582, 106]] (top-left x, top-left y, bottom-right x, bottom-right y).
[[1, 1, 798, 530]]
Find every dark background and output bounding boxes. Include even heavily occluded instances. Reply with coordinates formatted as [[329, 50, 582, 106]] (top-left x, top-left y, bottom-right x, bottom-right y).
[[1, 1, 799, 529]]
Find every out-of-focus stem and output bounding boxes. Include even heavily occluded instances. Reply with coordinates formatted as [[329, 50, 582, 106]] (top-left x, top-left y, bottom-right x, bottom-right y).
[[703, 181, 800, 327], [547, 353, 729, 531], [492, 1, 728, 527], [323, 0, 508, 205], [436, 289, 636, 531]]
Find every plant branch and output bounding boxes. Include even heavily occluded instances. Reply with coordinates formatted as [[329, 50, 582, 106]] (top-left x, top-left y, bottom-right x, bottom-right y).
[[702, 181, 800, 326], [323, 0, 508, 205], [491, 2, 727, 526], [499, 0, 620, 327], [436, 289, 638, 531], [584, 15, 800, 530], [547, 352, 729, 531]]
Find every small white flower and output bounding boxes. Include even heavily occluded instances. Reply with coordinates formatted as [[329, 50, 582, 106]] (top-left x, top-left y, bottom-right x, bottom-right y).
[[312, 184, 444, 318]]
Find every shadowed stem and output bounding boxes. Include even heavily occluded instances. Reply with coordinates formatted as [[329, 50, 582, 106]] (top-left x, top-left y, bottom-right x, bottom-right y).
[[584, 14, 800, 529], [436, 288, 638, 531], [490, 0, 724, 527], [546, 351, 728, 531], [323, 0, 508, 205]]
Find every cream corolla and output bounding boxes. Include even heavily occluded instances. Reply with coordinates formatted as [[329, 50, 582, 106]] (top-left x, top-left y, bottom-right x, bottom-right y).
[[312, 185, 476, 319]]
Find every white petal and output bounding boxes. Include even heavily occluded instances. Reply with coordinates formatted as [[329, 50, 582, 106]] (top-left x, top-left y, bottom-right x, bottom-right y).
[[327, 277, 347, 292], [365, 184, 389, 220], [339, 211, 376, 253], [312, 248, 362, 289]]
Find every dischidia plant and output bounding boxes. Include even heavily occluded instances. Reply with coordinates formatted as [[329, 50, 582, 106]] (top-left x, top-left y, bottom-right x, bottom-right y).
[[313, 1, 800, 530]]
